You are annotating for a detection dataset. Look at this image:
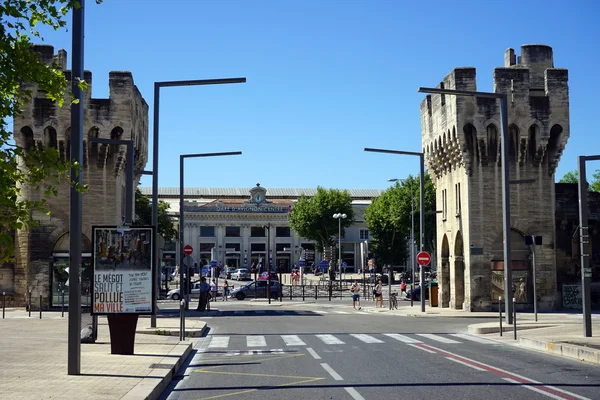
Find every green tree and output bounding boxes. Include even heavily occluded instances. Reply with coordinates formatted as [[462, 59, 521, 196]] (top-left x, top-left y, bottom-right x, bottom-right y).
[[0, 1, 100, 262], [364, 174, 436, 266], [288, 187, 354, 252], [134, 188, 178, 243], [558, 170, 600, 192]]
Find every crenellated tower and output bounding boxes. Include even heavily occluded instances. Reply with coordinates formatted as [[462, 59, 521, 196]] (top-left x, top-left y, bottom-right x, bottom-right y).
[[9, 45, 149, 305], [420, 44, 569, 311]]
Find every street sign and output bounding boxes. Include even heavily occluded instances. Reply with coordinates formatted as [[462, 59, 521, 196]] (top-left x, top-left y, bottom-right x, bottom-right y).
[[210, 260, 217, 267], [183, 245, 193, 255], [342, 262, 347, 267], [299, 259, 306, 267], [416, 251, 431, 267], [319, 260, 329, 269]]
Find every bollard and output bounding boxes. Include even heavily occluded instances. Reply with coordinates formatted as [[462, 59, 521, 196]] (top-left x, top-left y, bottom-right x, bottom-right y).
[[302, 285, 305, 302], [179, 300, 185, 341], [61, 290, 65, 318], [290, 285, 293, 301], [328, 282, 332, 301], [39, 295, 42, 319], [513, 297, 517, 340], [2, 291, 5, 319], [315, 284, 317, 300], [28, 289, 32, 317], [499, 296, 503, 337]]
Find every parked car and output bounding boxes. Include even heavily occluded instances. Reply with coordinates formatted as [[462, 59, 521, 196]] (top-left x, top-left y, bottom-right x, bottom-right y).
[[219, 267, 234, 279], [257, 272, 279, 281], [231, 280, 281, 300], [406, 282, 430, 301], [231, 268, 251, 280]]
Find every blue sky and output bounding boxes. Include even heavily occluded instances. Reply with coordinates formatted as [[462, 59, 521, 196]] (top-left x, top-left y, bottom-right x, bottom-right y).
[[36, 0, 600, 190]]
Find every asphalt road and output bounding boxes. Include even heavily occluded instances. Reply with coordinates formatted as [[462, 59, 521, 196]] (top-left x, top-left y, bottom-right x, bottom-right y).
[[160, 302, 600, 400]]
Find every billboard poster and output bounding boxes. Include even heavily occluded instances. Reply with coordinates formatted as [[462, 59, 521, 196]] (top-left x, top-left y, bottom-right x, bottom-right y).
[[91, 225, 155, 315]]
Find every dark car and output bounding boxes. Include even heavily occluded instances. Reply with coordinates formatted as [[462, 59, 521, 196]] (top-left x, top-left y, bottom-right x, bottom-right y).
[[406, 282, 430, 301]]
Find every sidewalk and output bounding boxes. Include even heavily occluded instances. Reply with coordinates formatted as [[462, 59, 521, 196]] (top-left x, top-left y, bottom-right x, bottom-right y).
[[0, 310, 207, 399]]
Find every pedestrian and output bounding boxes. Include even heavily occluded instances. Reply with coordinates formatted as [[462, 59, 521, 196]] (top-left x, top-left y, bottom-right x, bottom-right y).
[[400, 280, 407, 297], [196, 277, 210, 311], [210, 279, 217, 301], [375, 279, 384, 308], [350, 280, 361, 310], [222, 279, 229, 301]]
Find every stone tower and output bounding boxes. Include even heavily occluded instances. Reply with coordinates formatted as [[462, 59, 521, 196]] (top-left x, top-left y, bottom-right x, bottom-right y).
[[420, 44, 569, 311], [8, 45, 149, 306]]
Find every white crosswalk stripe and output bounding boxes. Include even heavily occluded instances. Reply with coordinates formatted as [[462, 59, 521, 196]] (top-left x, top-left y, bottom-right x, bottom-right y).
[[384, 333, 423, 344], [315, 310, 329, 314], [208, 336, 230, 348], [449, 333, 498, 344], [316, 334, 346, 345], [350, 334, 384, 344], [334, 311, 349, 314], [416, 334, 461, 344], [247, 335, 267, 347], [281, 335, 307, 346]]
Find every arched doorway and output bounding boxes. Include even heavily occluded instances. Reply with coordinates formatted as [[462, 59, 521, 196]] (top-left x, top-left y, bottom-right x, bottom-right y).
[[440, 234, 450, 308], [490, 229, 530, 305], [453, 231, 465, 309], [50, 232, 92, 308]]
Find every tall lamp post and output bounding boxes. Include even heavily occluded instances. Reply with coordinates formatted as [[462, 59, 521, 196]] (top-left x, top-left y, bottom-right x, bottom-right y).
[[388, 178, 416, 307], [417, 86, 513, 324], [333, 213, 347, 281], [151, 77, 246, 327], [364, 148, 425, 312], [180, 151, 242, 311]]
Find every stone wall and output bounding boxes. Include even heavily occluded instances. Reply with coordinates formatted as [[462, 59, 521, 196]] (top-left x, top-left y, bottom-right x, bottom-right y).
[[421, 44, 569, 311], [9, 45, 149, 306]]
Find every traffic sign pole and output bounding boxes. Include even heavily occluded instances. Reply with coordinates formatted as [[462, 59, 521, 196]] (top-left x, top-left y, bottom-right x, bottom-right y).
[[416, 251, 431, 311]]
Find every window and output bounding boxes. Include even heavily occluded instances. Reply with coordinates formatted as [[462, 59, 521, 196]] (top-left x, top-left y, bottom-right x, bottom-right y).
[[276, 227, 291, 237], [442, 189, 447, 221], [251, 243, 265, 252], [359, 230, 369, 240], [200, 226, 215, 237], [226, 226, 240, 237], [455, 183, 461, 216], [199, 243, 215, 252], [251, 226, 266, 237], [225, 243, 241, 251]]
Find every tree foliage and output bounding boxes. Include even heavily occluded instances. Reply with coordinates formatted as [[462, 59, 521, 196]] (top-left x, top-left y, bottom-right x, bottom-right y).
[[134, 188, 178, 243], [0, 1, 102, 262], [558, 170, 600, 192], [288, 187, 354, 252], [364, 174, 436, 266]]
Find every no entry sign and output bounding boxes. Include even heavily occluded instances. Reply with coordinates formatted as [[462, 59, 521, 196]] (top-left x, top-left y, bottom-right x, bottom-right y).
[[416, 251, 431, 267], [183, 245, 193, 256]]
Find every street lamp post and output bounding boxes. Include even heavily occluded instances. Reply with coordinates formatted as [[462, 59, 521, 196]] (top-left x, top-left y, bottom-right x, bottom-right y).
[[333, 213, 347, 281], [179, 151, 242, 313], [151, 77, 246, 328], [388, 178, 416, 307], [364, 148, 425, 312], [418, 86, 513, 324]]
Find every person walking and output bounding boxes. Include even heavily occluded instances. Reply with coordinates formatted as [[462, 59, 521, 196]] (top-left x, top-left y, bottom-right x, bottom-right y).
[[400, 280, 407, 297], [196, 277, 210, 311], [375, 279, 384, 308], [350, 280, 361, 310], [222, 279, 229, 301]]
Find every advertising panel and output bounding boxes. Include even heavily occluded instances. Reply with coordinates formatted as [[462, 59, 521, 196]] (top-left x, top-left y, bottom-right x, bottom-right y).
[[91, 225, 155, 315]]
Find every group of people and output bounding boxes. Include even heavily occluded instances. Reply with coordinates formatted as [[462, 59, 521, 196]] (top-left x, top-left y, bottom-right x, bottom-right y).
[[290, 269, 301, 285], [349, 278, 409, 309], [195, 277, 231, 311]]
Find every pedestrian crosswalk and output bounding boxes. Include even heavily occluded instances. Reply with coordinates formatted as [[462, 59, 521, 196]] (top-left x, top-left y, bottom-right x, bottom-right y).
[[197, 332, 499, 351]]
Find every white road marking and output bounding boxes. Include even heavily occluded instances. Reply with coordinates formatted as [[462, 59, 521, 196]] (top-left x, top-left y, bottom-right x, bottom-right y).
[[450, 333, 498, 344], [416, 333, 461, 343], [503, 378, 564, 400], [271, 349, 285, 354], [350, 334, 384, 344], [208, 336, 230, 348], [344, 387, 366, 400], [306, 347, 321, 360], [316, 334, 346, 345], [281, 335, 306, 346], [384, 333, 423, 344], [334, 311, 349, 314], [320, 363, 343, 381], [445, 357, 486, 371], [315, 310, 328, 314], [246, 335, 267, 347], [408, 344, 436, 353]]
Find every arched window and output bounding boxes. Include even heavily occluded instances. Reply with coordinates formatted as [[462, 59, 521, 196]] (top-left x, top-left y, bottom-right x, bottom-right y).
[[509, 124, 519, 162], [44, 127, 58, 149], [463, 124, 477, 162], [20, 126, 35, 151], [487, 124, 498, 162], [528, 124, 539, 163]]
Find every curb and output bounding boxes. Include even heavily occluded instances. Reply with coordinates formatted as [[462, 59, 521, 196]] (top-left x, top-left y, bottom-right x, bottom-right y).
[[122, 341, 193, 400], [518, 338, 600, 365]]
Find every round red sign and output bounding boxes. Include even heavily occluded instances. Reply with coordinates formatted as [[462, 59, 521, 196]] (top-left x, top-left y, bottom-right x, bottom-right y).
[[416, 251, 431, 267], [183, 245, 193, 256]]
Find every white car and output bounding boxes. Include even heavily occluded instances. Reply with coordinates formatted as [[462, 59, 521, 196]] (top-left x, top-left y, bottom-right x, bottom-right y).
[[231, 268, 250, 280], [167, 282, 202, 300]]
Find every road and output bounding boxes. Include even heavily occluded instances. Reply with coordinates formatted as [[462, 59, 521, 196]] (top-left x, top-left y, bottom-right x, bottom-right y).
[[160, 301, 600, 400]]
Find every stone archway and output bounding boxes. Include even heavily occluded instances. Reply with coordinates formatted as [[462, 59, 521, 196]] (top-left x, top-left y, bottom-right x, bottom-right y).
[[440, 234, 450, 308], [452, 231, 465, 309]]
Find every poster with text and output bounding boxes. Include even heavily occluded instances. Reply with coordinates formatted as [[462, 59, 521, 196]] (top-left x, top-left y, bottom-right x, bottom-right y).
[[91, 225, 155, 315]]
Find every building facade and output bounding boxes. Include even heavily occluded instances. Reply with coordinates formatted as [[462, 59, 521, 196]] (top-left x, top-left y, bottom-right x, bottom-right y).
[[2, 45, 149, 307], [421, 44, 569, 311], [139, 184, 380, 273]]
